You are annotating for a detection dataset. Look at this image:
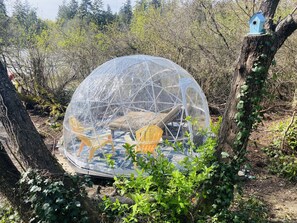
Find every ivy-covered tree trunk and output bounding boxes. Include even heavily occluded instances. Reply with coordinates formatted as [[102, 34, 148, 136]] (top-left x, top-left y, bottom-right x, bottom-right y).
[[0, 141, 31, 222], [217, 35, 275, 163], [217, 0, 297, 165], [201, 1, 297, 215]]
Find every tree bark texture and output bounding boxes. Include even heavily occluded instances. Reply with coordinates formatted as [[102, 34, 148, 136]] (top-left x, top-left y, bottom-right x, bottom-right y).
[[0, 60, 64, 174], [260, 0, 280, 19], [0, 60, 101, 223], [217, 35, 276, 159], [0, 141, 31, 222], [217, 1, 297, 161]]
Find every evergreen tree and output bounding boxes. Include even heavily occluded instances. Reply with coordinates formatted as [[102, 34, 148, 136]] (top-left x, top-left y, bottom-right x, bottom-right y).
[[103, 4, 115, 24], [11, 0, 45, 41], [0, 0, 8, 47], [77, 0, 92, 22], [57, 0, 78, 22], [119, 0, 133, 25], [91, 0, 104, 25], [68, 0, 79, 18], [151, 0, 161, 9]]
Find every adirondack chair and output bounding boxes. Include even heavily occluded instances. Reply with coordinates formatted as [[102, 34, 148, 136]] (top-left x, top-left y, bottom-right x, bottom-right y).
[[124, 125, 163, 155], [69, 116, 114, 161]]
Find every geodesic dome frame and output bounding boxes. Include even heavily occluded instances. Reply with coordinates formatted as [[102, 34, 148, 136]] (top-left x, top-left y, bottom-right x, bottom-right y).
[[63, 55, 210, 177]]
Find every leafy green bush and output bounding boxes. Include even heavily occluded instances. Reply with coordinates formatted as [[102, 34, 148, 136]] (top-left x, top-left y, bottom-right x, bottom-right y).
[[100, 117, 256, 222], [263, 118, 297, 181], [102, 135, 267, 223], [19, 170, 93, 223], [101, 127, 219, 223], [211, 196, 269, 223], [263, 146, 297, 181], [0, 203, 20, 223]]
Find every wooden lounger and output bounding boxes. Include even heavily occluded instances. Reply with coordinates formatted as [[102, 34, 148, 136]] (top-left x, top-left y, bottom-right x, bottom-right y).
[[108, 105, 182, 133]]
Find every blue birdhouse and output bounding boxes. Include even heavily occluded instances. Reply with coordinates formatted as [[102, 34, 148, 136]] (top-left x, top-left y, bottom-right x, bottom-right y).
[[249, 12, 266, 35]]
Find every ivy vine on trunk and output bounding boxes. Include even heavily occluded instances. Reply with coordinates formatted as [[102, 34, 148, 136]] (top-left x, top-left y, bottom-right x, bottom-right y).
[[200, 0, 297, 214], [216, 0, 297, 187]]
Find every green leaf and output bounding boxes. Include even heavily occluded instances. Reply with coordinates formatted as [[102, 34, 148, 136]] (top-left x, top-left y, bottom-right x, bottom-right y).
[[221, 152, 230, 158], [237, 100, 244, 109], [75, 201, 81, 207], [30, 185, 41, 193], [240, 84, 248, 92]]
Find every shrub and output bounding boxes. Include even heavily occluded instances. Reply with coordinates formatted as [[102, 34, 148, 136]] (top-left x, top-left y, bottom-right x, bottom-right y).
[[19, 170, 93, 223], [211, 196, 269, 223], [263, 117, 297, 181], [102, 138, 216, 222], [0, 203, 20, 223]]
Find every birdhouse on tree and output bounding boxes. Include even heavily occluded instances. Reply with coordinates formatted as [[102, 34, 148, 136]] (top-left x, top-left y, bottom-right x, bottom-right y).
[[249, 12, 266, 35]]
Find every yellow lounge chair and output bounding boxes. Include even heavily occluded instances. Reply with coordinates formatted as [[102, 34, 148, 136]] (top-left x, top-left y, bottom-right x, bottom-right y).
[[69, 116, 114, 161], [125, 125, 163, 155]]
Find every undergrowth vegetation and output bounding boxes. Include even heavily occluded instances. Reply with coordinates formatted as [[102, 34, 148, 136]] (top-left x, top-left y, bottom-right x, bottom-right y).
[[263, 116, 297, 181], [102, 137, 216, 222], [213, 195, 269, 223], [0, 203, 20, 223], [19, 170, 93, 223], [0, 118, 268, 223], [99, 119, 269, 223]]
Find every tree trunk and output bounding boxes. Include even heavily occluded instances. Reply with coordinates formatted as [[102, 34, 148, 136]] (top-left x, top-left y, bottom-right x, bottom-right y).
[[203, 2, 297, 215], [0, 141, 31, 222], [217, 34, 275, 161], [0, 59, 102, 223], [216, 1, 297, 164], [0, 60, 64, 173]]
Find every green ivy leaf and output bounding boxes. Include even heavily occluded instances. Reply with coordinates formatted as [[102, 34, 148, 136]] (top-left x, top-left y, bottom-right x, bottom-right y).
[[237, 101, 244, 109], [221, 152, 230, 158], [240, 84, 248, 92], [30, 185, 41, 193]]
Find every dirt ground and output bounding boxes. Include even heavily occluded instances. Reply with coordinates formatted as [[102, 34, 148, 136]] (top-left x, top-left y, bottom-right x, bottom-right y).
[[1, 112, 297, 222], [246, 113, 297, 223]]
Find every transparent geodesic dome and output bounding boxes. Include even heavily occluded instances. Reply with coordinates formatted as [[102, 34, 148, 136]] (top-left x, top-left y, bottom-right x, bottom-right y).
[[63, 55, 210, 177]]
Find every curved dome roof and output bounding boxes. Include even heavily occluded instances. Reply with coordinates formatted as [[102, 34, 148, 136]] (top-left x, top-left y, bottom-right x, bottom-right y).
[[63, 55, 210, 177]]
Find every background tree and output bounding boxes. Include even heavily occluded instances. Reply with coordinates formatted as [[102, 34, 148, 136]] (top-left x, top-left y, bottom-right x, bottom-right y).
[[102, 4, 116, 26], [118, 0, 133, 27], [90, 0, 104, 25], [0, 0, 9, 48], [151, 0, 161, 9], [57, 0, 79, 21], [77, 0, 92, 23]]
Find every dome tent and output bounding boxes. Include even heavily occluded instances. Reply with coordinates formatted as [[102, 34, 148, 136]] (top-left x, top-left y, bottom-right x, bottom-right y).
[[63, 55, 211, 177]]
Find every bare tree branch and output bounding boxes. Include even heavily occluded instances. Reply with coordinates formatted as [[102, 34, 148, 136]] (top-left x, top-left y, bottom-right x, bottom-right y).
[[259, 0, 280, 31], [275, 14, 297, 49], [235, 0, 250, 17], [290, 5, 297, 15], [200, 2, 231, 51], [259, 0, 280, 18]]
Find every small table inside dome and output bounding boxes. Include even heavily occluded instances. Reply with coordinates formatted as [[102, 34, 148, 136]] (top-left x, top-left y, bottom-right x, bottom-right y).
[[108, 105, 182, 136]]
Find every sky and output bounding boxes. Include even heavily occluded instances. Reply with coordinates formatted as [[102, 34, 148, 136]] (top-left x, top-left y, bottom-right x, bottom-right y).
[[5, 0, 131, 21]]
